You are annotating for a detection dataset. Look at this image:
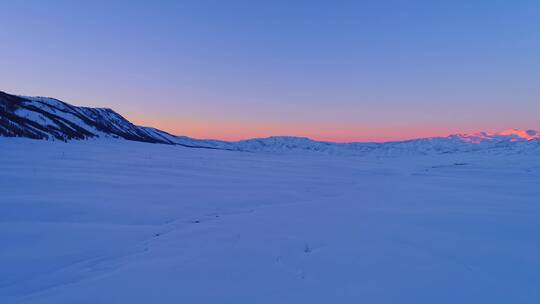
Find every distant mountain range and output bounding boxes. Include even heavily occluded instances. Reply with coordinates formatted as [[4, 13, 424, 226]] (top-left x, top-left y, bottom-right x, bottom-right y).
[[1, 91, 538, 155]]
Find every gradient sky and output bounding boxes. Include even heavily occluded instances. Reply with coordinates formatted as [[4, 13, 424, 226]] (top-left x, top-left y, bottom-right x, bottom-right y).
[[1, 0, 539, 142]]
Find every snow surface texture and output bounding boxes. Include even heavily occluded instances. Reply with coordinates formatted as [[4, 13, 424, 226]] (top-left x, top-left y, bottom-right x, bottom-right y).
[[1, 137, 540, 303]]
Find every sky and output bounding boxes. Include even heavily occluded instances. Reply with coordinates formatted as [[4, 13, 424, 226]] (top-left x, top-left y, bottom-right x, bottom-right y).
[[1, 0, 539, 142]]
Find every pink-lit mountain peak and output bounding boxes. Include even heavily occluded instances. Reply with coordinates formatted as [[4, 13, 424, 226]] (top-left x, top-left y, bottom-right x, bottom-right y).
[[452, 129, 540, 143], [494, 129, 539, 140]]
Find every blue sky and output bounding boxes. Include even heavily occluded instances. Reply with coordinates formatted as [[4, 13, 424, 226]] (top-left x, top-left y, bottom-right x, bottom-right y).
[[1, 0, 539, 141]]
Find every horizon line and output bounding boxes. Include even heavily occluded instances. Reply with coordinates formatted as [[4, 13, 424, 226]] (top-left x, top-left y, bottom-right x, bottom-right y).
[[6, 90, 539, 144]]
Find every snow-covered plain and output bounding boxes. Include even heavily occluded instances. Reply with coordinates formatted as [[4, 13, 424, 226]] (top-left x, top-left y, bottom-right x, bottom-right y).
[[1, 138, 540, 303]]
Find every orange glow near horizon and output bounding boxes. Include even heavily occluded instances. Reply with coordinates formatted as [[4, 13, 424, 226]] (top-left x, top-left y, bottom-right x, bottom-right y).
[[127, 114, 509, 143]]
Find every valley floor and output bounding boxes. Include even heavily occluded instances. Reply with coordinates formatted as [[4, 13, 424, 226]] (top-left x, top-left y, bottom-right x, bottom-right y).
[[1, 138, 539, 303]]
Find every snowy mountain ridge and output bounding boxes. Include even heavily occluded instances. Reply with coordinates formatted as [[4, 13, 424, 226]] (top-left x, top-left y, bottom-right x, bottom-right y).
[[231, 131, 540, 155], [0, 91, 225, 149], [1, 91, 538, 155], [449, 129, 540, 143]]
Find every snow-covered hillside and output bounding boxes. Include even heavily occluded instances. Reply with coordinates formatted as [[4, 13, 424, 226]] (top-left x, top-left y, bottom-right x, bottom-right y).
[[2, 91, 539, 155], [1, 138, 539, 303], [0, 91, 227, 149], [0, 91, 165, 143]]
